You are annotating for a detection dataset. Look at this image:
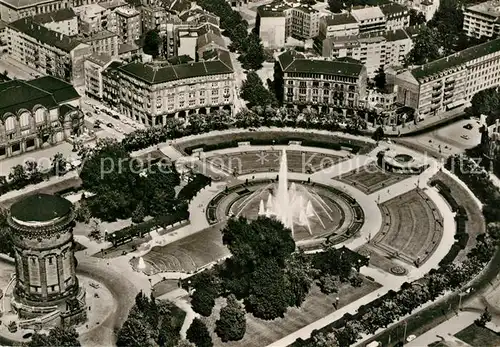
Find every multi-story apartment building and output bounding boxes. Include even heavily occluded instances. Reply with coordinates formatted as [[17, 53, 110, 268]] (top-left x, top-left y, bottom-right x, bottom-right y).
[[78, 29, 119, 57], [351, 6, 386, 34], [286, 4, 320, 39], [319, 28, 415, 77], [256, 1, 319, 46], [141, 4, 170, 34], [319, 13, 359, 39], [255, 2, 287, 48], [395, 38, 500, 117], [379, 3, 410, 31], [32, 8, 78, 36], [74, 3, 115, 34], [101, 60, 121, 107], [0, 0, 70, 23], [277, 50, 368, 110], [196, 25, 227, 58], [95, 49, 235, 126], [84, 53, 117, 100], [115, 6, 141, 45], [7, 17, 92, 85], [0, 75, 84, 159], [463, 1, 500, 39]]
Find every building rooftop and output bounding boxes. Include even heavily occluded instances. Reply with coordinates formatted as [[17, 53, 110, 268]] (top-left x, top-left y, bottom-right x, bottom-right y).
[[278, 50, 364, 77], [26, 76, 80, 103], [351, 6, 385, 22], [118, 49, 233, 84], [74, 3, 107, 17], [79, 29, 117, 41], [384, 28, 409, 41], [466, 0, 500, 18], [33, 8, 76, 24], [289, 3, 317, 14], [257, 2, 290, 17], [10, 194, 72, 223], [99, 0, 127, 10], [197, 29, 225, 50], [8, 17, 83, 53], [164, 0, 191, 13], [118, 42, 139, 54], [411, 37, 500, 81], [379, 2, 408, 16], [0, 0, 53, 10], [115, 6, 140, 17], [87, 52, 113, 66], [324, 13, 357, 26]]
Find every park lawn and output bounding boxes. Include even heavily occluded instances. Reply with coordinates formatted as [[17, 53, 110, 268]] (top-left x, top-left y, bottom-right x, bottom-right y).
[[205, 277, 381, 347], [357, 244, 409, 275], [432, 171, 486, 263], [152, 279, 181, 298], [455, 324, 500, 347]]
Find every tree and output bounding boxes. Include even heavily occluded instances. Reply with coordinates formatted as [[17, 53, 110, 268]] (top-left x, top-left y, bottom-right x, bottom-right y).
[[132, 202, 146, 224], [144, 30, 161, 58], [284, 252, 314, 307], [239, 32, 265, 70], [215, 295, 246, 341], [409, 9, 426, 26], [24, 160, 43, 184], [116, 317, 151, 347], [8, 164, 27, 190], [373, 67, 386, 90], [75, 201, 92, 224], [51, 152, 67, 176], [27, 327, 81, 347], [405, 26, 441, 66], [328, 0, 343, 13], [191, 287, 216, 317], [373, 126, 385, 142], [222, 216, 295, 269], [186, 318, 212, 347], [476, 308, 492, 327], [241, 71, 278, 109]]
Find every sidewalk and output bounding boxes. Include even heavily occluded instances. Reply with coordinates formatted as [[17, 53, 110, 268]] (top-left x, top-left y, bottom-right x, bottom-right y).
[[405, 311, 478, 347]]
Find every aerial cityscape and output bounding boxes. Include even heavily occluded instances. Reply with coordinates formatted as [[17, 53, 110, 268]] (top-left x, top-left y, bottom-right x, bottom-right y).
[[1, 0, 500, 345]]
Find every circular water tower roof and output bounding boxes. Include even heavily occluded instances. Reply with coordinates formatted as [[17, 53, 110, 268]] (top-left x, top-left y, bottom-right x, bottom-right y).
[[10, 194, 72, 224]]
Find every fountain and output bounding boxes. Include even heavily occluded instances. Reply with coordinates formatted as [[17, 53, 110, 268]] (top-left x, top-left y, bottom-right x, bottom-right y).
[[236, 149, 334, 237], [137, 257, 146, 270]]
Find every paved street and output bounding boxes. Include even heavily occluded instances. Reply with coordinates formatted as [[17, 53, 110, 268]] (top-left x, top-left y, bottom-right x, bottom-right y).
[[0, 55, 42, 80]]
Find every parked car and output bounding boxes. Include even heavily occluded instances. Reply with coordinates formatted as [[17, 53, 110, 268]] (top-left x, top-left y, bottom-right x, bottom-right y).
[[107, 122, 114, 128], [85, 112, 92, 117]]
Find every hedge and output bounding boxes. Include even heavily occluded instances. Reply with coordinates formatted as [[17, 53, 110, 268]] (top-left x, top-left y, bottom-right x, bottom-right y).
[[178, 174, 212, 201], [183, 138, 362, 156], [105, 208, 190, 246]]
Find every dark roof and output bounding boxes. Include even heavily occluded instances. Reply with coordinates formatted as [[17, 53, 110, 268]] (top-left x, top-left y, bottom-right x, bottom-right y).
[[118, 42, 139, 54], [26, 76, 80, 103], [167, 54, 193, 65], [411, 37, 500, 81], [385, 28, 409, 41], [0, 80, 57, 118], [278, 50, 364, 77], [10, 194, 72, 223], [59, 103, 77, 116], [379, 2, 408, 16], [324, 13, 357, 26], [118, 49, 233, 84], [9, 17, 83, 53], [33, 8, 76, 24]]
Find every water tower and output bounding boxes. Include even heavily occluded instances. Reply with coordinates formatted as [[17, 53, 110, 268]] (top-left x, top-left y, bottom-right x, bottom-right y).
[[7, 194, 86, 328]]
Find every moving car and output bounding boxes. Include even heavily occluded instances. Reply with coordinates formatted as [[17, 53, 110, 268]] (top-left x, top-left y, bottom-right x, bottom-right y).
[[461, 134, 470, 140], [106, 122, 114, 128], [463, 123, 473, 130]]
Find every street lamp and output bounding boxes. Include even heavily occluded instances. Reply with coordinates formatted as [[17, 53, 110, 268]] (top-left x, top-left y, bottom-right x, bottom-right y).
[[403, 320, 408, 345]]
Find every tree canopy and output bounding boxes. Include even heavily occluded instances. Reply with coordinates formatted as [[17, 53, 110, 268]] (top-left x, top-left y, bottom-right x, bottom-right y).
[[186, 318, 213, 347], [240, 71, 278, 108], [26, 327, 81, 347], [143, 30, 161, 58], [215, 295, 246, 341]]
